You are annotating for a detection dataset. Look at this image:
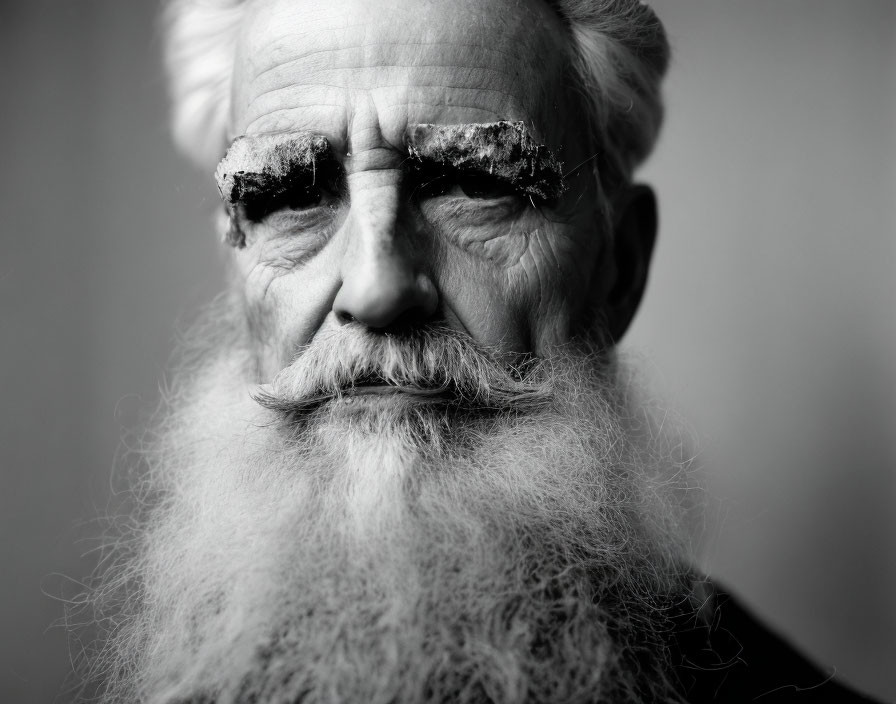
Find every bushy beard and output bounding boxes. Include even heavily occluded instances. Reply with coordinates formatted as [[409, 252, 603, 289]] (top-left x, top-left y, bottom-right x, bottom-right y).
[[82, 298, 699, 704]]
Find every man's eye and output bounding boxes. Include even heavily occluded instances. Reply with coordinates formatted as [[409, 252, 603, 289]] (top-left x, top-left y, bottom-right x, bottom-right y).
[[417, 175, 450, 199], [285, 186, 323, 211], [242, 170, 343, 222], [415, 171, 517, 201], [455, 173, 515, 200]]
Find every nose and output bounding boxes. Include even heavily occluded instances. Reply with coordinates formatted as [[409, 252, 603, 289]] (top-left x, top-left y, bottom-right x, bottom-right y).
[[333, 180, 438, 330], [334, 246, 437, 329]]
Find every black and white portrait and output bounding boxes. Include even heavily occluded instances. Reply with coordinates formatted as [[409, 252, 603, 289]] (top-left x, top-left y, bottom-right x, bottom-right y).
[[0, 2, 893, 702]]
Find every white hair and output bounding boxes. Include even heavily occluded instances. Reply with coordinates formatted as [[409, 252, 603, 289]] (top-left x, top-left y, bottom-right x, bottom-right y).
[[162, 0, 669, 188]]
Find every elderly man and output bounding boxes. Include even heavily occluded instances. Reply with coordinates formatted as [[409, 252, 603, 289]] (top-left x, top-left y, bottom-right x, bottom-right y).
[[85, 1, 880, 702]]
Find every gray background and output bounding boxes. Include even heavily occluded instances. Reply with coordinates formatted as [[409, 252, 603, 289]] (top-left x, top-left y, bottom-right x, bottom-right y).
[[0, 1, 893, 701]]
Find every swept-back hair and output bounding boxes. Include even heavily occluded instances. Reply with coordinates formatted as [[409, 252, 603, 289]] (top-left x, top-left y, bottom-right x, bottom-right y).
[[163, 0, 669, 189]]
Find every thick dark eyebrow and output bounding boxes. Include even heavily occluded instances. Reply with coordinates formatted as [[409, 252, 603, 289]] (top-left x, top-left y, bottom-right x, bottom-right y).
[[404, 121, 567, 201], [214, 131, 332, 210]]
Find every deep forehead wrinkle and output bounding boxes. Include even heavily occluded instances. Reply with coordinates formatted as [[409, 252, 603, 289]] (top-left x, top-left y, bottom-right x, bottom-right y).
[[215, 131, 331, 206], [405, 121, 567, 201]]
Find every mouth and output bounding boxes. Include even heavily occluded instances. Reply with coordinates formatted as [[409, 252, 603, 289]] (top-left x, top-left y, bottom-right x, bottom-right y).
[[253, 372, 460, 420], [256, 360, 551, 421], [337, 373, 455, 402]]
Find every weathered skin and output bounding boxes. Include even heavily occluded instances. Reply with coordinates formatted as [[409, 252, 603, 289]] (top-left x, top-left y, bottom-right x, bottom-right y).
[[225, 0, 622, 381]]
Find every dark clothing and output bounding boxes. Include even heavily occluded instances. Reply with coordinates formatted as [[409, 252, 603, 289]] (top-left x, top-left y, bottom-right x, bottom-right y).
[[669, 582, 883, 703]]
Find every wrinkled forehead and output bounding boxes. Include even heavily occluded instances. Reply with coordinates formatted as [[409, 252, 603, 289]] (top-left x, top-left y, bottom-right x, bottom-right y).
[[230, 0, 571, 149]]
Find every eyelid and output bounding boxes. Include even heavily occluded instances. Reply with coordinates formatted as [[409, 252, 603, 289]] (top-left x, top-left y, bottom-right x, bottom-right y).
[[229, 191, 342, 256], [409, 163, 546, 207], [234, 161, 346, 222]]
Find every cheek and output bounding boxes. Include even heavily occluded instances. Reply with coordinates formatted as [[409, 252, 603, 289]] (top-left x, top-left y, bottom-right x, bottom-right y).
[[517, 227, 590, 288], [430, 211, 599, 353], [234, 244, 339, 377], [516, 226, 600, 343], [436, 253, 529, 350]]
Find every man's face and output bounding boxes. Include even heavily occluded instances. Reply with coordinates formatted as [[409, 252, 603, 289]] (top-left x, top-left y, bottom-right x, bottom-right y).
[[223, 0, 610, 379], [85, 4, 687, 702]]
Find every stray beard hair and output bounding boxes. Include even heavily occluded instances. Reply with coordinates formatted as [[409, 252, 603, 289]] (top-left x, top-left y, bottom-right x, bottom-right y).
[[82, 296, 699, 704]]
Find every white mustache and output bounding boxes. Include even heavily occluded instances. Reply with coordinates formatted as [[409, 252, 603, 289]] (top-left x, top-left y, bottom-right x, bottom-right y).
[[253, 324, 555, 417]]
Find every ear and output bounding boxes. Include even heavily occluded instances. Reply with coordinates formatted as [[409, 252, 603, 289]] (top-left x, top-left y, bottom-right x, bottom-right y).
[[603, 184, 658, 343]]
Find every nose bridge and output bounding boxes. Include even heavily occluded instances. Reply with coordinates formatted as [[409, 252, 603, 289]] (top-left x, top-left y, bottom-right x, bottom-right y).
[[347, 170, 404, 261], [334, 169, 437, 329]]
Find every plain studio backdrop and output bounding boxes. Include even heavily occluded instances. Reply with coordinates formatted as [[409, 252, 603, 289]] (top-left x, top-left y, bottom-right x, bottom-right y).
[[0, 1, 893, 702]]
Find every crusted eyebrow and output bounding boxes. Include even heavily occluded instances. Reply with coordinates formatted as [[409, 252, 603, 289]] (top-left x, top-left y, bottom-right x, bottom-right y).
[[404, 121, 567, 202], [214, 132, 332, 247], [215, 132, 332, 207]]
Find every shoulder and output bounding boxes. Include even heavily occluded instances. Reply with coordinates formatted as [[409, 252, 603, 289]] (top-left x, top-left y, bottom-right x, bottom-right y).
[[668, 580, 884, 703]]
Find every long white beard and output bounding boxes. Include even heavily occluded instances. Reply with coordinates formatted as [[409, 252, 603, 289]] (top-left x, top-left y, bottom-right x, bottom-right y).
[[85, 301, 698, 704]]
